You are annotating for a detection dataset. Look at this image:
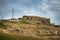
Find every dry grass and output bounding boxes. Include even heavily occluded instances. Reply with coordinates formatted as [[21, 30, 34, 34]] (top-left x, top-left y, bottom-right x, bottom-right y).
[[0, 31, 42, 40], [0, 20, 60, 40]]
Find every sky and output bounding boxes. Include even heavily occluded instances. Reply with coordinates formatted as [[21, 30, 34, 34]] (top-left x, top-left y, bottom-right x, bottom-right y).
[[0, 0, 60, 25]]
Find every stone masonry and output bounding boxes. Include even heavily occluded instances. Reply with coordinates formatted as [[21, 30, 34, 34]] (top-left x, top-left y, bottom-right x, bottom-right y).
[[20, 16, 50, 25]]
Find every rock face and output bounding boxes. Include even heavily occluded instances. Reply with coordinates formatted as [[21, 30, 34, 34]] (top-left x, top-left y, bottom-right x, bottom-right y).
[[20, 16, 50, 25]]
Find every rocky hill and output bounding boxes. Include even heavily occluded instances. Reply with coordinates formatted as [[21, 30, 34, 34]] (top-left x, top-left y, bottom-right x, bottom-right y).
[[0, 16, 60, 40]]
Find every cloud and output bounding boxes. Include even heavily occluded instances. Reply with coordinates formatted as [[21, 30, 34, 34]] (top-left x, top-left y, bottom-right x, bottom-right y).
[[46, 0, 60, 25], [0, 0, 60, 25]]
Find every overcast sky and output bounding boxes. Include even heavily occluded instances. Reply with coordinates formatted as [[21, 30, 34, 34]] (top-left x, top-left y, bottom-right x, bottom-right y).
[[0, 0, 60, 25]]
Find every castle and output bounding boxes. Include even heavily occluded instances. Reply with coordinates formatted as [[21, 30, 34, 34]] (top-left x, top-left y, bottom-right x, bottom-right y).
[[18, 16, 50, 25]]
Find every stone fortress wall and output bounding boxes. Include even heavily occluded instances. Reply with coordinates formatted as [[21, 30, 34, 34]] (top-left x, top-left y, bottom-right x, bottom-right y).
[[21, 16, 50, 25]]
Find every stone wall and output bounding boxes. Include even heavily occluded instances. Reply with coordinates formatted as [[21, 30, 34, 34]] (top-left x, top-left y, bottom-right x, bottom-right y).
[[21, 16, 50, 25]]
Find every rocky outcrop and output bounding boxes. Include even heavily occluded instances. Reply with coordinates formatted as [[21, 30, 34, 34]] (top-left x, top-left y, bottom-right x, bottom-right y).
[[5, 24, 60, 38]]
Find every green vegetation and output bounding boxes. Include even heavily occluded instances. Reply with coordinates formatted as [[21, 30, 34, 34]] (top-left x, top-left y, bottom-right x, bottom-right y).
[[0, 20, 10, 22], [10, 21, 18, 23], [0, 22, 7, 29], [40, 27, 49, 30], [0, 32, 41, 40], [19, 20, 30, 24]]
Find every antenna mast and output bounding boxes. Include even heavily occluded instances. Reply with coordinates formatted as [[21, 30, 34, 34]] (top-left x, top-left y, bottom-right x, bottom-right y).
[[12, 8, 14, 19]]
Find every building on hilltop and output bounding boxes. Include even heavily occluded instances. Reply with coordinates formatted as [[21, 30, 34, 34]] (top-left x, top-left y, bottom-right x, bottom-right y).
[[19, 15, 50, 25]]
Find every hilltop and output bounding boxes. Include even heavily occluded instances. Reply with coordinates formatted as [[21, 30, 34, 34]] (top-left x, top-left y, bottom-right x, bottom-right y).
[[0, 16, 60, 40]]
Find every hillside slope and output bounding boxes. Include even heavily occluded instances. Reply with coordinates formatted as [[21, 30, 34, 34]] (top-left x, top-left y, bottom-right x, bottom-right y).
[[0, 20, 60, 40]]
